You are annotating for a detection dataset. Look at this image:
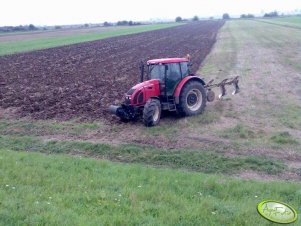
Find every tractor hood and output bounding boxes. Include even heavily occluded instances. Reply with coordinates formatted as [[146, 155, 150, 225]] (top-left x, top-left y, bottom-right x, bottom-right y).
[[125, 79, 160, 106], [131, 79, 160, 90]]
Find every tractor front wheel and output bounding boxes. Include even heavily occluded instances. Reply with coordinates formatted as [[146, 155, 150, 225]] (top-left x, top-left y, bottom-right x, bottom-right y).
[[177, 81, 206, 116], [143, 98, 161, 127]]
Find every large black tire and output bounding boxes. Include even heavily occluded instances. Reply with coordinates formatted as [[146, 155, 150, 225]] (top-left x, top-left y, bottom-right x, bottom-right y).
[[177, 81, 206, 116], [143, 98, 161, 127]]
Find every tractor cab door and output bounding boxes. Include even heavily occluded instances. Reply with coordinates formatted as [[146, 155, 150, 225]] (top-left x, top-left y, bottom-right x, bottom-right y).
[[147, 64, 166, 94], [165, 63, 183, 96]]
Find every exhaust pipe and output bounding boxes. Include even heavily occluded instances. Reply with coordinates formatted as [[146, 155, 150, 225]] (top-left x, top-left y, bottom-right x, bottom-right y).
[[139, 61, 144, 83]]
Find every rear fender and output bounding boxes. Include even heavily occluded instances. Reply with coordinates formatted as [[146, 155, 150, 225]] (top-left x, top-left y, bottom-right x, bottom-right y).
[[173, 76, 205, 104]]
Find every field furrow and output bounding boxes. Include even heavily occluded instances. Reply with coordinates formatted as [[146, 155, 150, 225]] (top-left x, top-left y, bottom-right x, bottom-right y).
[[0, 21, 224, 121]]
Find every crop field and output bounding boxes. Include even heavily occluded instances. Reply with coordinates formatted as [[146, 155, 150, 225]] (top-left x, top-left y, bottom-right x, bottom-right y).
[[0, 23, 181, 56], [0, 18, 301, 225], [0, 21, 223, 120]]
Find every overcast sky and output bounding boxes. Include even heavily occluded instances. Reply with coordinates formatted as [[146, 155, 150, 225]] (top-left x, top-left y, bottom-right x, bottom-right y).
[[1, 0, 301, 26]]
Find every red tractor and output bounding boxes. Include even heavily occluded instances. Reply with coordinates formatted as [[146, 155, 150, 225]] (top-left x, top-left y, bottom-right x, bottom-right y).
[[109, 57, 239, 127]]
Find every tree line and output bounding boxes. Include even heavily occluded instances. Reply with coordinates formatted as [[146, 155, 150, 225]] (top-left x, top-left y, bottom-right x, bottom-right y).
[[104, 21, 142, 26], [0, 24, 37, 32], [174, 11, 281, 22], [0, 11, 286, 33]]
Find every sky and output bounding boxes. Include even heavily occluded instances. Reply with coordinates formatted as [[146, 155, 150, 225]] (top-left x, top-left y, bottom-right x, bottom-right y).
[[0, 0, 301, 26]]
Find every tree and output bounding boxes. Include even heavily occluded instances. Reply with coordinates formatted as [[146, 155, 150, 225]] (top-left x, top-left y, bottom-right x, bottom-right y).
[[28, 24, 36, 30], [240, 14, 255, 18], [192, 16, 199, 21], [103, 21, 112, 26], [264, 11, 278, 17], [129, 21, 133, 26], [175, 16, 182, 22], [117, 20, 128, 26], [222, 13, 230, 19]]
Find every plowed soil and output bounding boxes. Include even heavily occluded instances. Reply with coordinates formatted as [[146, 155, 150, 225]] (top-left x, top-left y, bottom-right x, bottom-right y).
[[0, 21, 224, 121]]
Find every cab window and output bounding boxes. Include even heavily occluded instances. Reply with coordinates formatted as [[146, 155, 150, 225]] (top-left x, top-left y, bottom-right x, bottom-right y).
[[148, 64, 165, 81], [180, 62, 189, 77]]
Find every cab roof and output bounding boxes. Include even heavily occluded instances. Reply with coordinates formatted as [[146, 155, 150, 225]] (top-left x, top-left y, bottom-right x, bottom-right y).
[[147, 58, 188, 65]]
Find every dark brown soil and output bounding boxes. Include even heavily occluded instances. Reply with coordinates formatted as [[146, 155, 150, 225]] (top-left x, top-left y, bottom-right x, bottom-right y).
[[0, 21, 224, 121]]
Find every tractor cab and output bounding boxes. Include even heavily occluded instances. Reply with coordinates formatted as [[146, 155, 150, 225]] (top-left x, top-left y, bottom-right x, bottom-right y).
[[146, 58, 190, 96]]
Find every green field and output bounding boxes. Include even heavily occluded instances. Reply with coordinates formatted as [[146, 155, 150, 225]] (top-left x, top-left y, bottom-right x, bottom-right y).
[[1, 149, 300, 226], [1, 18, 301, 225], [0, 23, 180, 56], [256, 16, 301, 29]]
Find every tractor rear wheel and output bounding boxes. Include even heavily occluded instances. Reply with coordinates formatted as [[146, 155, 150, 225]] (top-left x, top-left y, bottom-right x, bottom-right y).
[[177, 81, 206, 116], [143, 98, 161, 127]]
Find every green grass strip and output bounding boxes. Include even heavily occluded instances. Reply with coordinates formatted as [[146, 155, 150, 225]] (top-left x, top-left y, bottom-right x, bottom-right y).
[[0, 135, 286, 175]]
